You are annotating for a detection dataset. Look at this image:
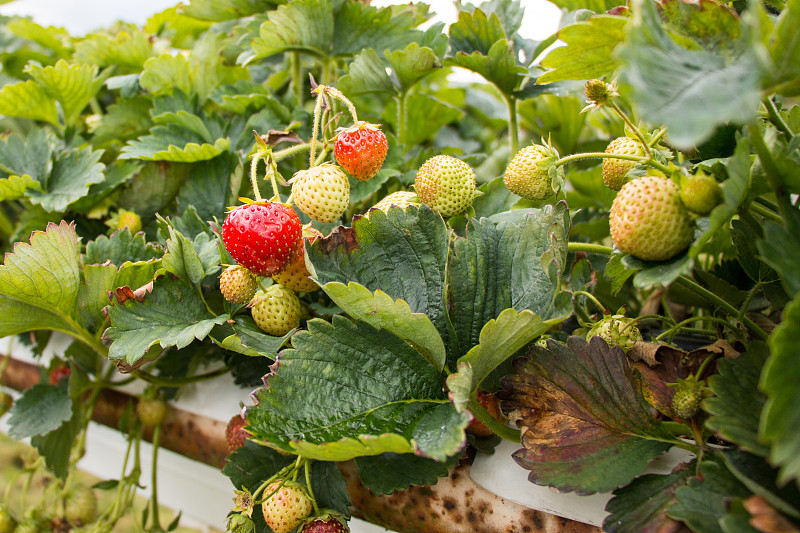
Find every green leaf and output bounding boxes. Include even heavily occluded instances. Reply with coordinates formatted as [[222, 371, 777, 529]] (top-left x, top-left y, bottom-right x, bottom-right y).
[[0, 174, 42, 201], [704, 342, 769, 457], [120, 122, 230, 162], [85, 231, 162, 266], [247, 316, 469, 462], [0, 221, 82, 337], [337, 49, 395, 95], [758, 212, 800, 298], [767, 0, 800, 96], [386, 42, 442, 93], [139, 53, 193, 96], [26, 146, 106, 212], [7, 18, 70, 58], [181, 0, 278, 21], [354, 452, 459, 495], [307, 205, 451, 353], [176, 152, 238, 223], [322, 281, 446, 372], [214, 316, 293, 358], [0, 127, 51, 181], [73, 26, 154, 71], [723, 450, 800, 520], [91, 97, 154, 147], [447, 205, 570, 357], [448, 7, 507, 57], [603, 462, 694, 533], [223, 441, 294, 491], [25, 60, 104, 125], [445, 361, 472, 412], [668, 458, 752, 533], [615, 0, 761, 149], [545, 0, 625, 12], [7, 384, 72, 439], [104, 276, 228, 364], [623, 253, 693, 289], [0, 80, 59, 126], [502, 336, 674, 494], [458, 308, 554, 391], [308, 461, 352, 518], [760, 294, 800, 486], [162, 224, 219, 285], [31, 408, 81, 479], [537, 16, 627, 84]]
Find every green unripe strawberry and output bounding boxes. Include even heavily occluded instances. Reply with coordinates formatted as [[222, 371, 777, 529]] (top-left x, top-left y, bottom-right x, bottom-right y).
[[414, 155, 476, 218], [0, 508, 15, 533], [503, 144, 561, 200], [584, 79, 617, 107], [609, 176, 694, 261], [117, 210, 142, 233], [370, 191, 420, 215], [261, 480, 313, 533], [66, 486, 97, 525], [669, 376, 709, 419], [587, 315, 643, 352], [602, 137, 647, 191], [680, 172, 722, 215], [251, 284, 301, 336], [291, 163, 350, 223], [220, 265, 259, 305], [137, 397, 167, 426]]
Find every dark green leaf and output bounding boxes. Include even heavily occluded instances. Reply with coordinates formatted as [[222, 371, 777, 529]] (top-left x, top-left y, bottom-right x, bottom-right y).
[[7, 384, 72, 439], [104, 276, 228, 364], [767, 0, 800, 96], [91, 97, 153, 147], [758, 217, 800, 298], [214, 316, 292, 358], [603, 461, 694, 533], [84, 231, 162, 266], [668, 457, 752, 533], [537, 16, 627, 84], [27, 146, 106, 213], [308, 205, 451, 352], [604, 253, 638, 295], [501, 337, 675, 494], [309, 461, 352, 518], [760, 295, 800, 486], [355, 452, 459, 495], [31, 407, 81, 479], [616, 0, 761, 148], [222, 441, 294, 491], [723, 450, 800, 520], [0, 127, 51, 182], [448, 204, 570, 357], [247, 316, 469, 461], [705, 342, 769, 457], [623, 252, 693, 289]]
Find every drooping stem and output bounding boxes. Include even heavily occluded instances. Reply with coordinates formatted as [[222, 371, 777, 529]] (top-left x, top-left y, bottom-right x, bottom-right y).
[[573, 290, 607, 314], [250, 152, 264, 202], [273, 143, 312, 162], [654, 315, 739, 342], [505, 94, 519, 155]]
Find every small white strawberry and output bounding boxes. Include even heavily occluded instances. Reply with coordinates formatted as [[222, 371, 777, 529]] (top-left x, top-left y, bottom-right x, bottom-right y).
[[602, 137, 647, 191], [261, 480, 313, 533], [250, 284, 301, 336], [503, 143, 561, 200], [291, 163, 350, 223], [369, 190, 420, 215], [414, 155, 476, 218]]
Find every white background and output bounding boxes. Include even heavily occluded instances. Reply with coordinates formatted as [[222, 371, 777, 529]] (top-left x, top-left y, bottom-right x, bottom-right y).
[[0, 0, 561, 39]]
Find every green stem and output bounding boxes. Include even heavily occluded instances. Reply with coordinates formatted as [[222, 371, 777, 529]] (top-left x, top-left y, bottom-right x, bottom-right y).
[[555, 151, 671, 174], [748, 123, 788, 210], [250, 152, 264, 202], [763, 97, 793, 139], [654, 315, 738, 343], [150, 424, 162, 531], [326, 87, 359, 125], [309, 89, 325, 167], [273, 143, 311, 163], [750, 201, 784, 224], [573, 290, 606, 314], [738, 282, 763, 321], [567, 242, 613, 255], [397, 91, 408, 147], [649, 127, 668, 146], [662, 420, 692, 437], [304, 461, 319, 515], [467, 396, 521, 443], [131, 366, 229, 387], [291, 52, 303, 104], [674, 276, 768, 340], [611, 102, 652, 158], [505, 94, 519, 156]]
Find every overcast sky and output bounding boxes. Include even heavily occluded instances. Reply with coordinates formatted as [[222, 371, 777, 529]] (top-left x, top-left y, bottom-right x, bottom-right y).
[[0, 0, 561, 39]]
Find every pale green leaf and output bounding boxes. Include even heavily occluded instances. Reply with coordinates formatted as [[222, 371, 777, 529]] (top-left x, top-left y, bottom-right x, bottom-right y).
[[25, 60, 104, 125], [120, 131, 230, 162], [180, 0, 278, 21], [386, 42, 443, 93], [0, 80, 59, 126], [7, 18, 70, 58], [0, 174, 42, 201], [322, 281, 446, 372], [73, 26, 155, 71], [537, 16, 627, 84], [139, 53, 193, 96]]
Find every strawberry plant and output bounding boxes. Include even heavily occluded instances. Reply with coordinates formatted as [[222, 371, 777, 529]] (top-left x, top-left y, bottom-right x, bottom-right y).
[[0, 0, 798, 532]]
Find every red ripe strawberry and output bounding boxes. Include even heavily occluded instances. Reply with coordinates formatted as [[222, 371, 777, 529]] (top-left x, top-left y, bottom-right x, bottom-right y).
[[300, 513, 350, 533], [222, 202, 302, 277], [291, 164, 350, 223], [466, 390, 506, 437], [225, 414, 249, 452], [137, 397, 167, 426], [334, 123, 387, 181], [261, 480, 313, 533], [49, 364, 71, 385]]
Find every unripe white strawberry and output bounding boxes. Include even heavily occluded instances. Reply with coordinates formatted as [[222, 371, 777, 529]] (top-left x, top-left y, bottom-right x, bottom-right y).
[[503, 143, 561, 200], [273, 239, 318, 293], [586, 315, 643, 351], [414, 155, 476, 218], [291, 163, 350, 223], [261, 480, 313, 533], [609, 176, 694, 262], [65, 486, 98, 525], [602, 137, 647, 190], [220, 265, 259, 305], [370, 190, 421, 214], [680, 171, 722, 215], [250, 284, 301, 336]]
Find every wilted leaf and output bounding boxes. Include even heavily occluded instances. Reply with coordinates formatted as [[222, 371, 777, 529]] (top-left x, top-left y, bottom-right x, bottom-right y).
[[501, 336, 675, 494], [247, 316, 469, 462]]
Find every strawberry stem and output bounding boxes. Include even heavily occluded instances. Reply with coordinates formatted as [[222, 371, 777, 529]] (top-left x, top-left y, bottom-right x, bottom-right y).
[[149, 424, 162, 531], [325, 86, 359, 126], [467, 395, 520, 443], [304, 461, 320, 515], [250, 151, 264, 202], [309, 87, 326, 167], [573, 290, 606, 315]]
